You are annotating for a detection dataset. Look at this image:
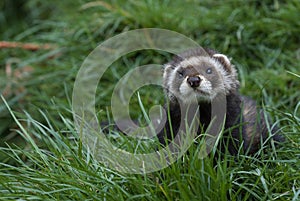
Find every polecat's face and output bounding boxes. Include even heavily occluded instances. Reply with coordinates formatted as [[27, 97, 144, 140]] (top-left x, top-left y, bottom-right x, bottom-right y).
[[163, 50, 239, 103]]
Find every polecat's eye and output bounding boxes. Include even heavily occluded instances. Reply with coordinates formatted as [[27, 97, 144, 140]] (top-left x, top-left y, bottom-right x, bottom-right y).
[[206, 68, 212, 74], [177, 70, 184, 78]]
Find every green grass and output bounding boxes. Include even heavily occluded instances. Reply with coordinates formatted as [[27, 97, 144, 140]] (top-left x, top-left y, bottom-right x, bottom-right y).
[[0, 0, 299, 200]]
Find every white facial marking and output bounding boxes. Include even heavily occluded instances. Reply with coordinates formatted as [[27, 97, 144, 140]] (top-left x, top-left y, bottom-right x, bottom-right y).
[[179, 57, 201, 67], [198, 76, 212, 94]]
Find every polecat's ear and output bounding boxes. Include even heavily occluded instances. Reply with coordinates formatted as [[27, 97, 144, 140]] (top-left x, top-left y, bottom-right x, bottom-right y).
[[163, 63, 175, 70], [163, 64, 171, 69], [213, 54, 232, 73]]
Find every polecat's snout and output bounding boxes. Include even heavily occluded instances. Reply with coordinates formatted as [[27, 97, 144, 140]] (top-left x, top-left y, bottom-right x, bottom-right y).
[[187, 76, 201, 88]]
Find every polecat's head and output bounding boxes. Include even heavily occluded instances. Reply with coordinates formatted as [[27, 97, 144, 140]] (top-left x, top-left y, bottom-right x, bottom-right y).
[[163, 48, 239, 103]]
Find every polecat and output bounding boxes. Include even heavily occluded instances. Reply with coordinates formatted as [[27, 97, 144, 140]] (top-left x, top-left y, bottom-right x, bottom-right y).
[[157, 48, 284, 155]]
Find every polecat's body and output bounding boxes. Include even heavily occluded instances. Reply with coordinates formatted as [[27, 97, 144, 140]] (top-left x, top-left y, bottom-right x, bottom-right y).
[[158, 48, 283, 155]]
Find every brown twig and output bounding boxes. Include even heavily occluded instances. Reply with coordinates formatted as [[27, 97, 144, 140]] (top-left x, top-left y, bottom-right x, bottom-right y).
[[0, 41, 56, 51]]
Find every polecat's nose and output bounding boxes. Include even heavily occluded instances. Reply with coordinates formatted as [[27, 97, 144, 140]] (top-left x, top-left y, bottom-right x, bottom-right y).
[[187, 76, 201, 88]]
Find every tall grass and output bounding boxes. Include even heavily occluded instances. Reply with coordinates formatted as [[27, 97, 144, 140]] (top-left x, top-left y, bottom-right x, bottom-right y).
[[0, 0, 299, 200]]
